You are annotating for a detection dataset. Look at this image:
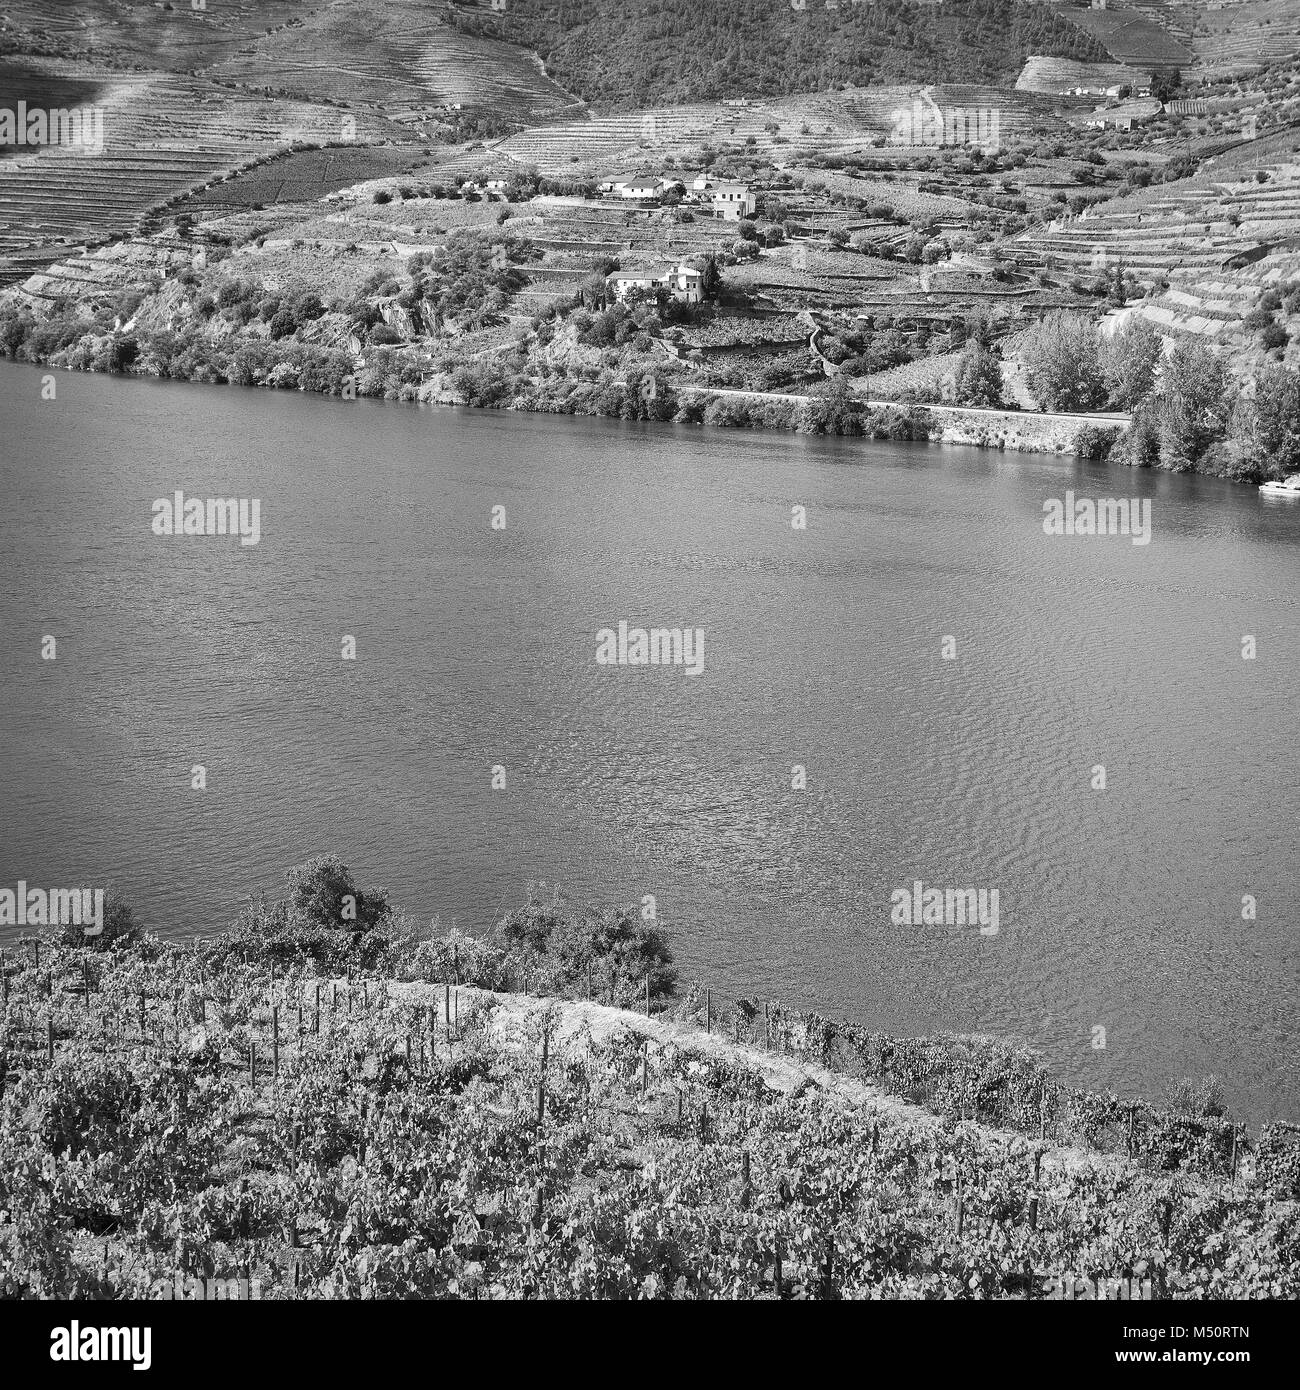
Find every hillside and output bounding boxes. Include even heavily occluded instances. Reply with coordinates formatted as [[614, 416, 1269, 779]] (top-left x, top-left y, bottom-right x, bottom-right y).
[[476, 0, 1112, 107], [3, 921, 1298, 1300]]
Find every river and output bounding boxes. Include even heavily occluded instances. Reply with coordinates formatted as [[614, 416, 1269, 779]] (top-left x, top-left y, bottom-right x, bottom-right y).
[[1, 362, 1296, 1124]]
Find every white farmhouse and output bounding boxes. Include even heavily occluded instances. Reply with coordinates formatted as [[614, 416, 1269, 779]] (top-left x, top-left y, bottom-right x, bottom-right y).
[[606, 263, 704, 304], [710, 181, 755, 220]]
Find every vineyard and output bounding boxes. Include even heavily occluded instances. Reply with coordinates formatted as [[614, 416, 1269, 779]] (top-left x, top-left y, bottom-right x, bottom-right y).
[[0, 59, 415, 271], [2, 901, 1298, 1300]]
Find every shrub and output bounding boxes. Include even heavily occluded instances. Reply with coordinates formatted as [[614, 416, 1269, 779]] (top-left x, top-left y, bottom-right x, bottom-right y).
[[1074, 424, 1122, 460], [497, 896, 676, 1003], [54, 892, 143, 951]]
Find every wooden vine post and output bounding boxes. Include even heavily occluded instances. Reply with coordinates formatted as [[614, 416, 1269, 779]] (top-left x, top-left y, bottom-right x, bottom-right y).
[[741, 1151, 751, 1208], [445, 982, 451, 1042], [705, 988, 711, 1035], [645, 973, 650, 1017], [47, 1017, 54, 1064], [536, 1026, 548, 1128], [272, 1007, 280, 1079]]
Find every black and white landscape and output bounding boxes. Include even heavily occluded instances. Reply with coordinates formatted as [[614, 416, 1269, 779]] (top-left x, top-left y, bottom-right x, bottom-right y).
[[1, 0, 1298, 1341]]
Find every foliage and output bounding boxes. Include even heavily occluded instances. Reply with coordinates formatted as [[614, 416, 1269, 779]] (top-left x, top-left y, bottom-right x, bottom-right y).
[[1100, 317, 1162, 411], [951, 342, 1004, 407], [1018, 310, 1106, 413], [489, 0, 1108, 108], [2, 933, 1294, 1302]]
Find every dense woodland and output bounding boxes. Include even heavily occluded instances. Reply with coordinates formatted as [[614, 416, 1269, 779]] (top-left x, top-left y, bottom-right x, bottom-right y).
[[466, 0, 1111, 107]]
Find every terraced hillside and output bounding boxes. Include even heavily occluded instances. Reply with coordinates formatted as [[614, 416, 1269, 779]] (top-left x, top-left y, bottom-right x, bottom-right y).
[[0, 61, 413, 275], [1055, 3, 1194, 68], [1167, 0, 1300, 73], [208, 0, 577, 120], [1015, 55, 1144, 93], [1010, 124, 1300, 371], [494, 87, 1067, 177], [0, 0, 317, 71]]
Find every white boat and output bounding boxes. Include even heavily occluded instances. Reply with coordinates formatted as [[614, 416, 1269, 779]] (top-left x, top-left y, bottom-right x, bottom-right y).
[[1259, 474, 1300, 497]]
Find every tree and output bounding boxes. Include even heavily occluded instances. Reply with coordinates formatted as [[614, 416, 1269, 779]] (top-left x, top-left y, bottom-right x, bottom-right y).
[[1155, 340, 1230, 471], [951, 342, 1004, 407], [801, 373, 861, 435], [693, 253, 722, 299], [57, 891, 142, 951], [1100, 316, 1162, 410], [1229, 366, 1300, 480], [1018, 310, 1106, 412], [283, 855, 393, 935]]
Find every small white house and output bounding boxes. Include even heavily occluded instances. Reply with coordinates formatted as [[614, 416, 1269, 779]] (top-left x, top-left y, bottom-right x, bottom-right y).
[[710, 181, 755, 220], [616, 178, 660, 200], [485, 177, 509, 194], [606, 263, 704, 304]]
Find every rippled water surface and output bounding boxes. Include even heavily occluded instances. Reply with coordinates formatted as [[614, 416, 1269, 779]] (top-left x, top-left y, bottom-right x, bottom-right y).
[[2, 363, 1297, 1123]]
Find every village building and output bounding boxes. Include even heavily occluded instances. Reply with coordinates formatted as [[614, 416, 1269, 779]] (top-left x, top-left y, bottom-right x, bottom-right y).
[[615, 177, 660, 200], [709, 181, 756, 220], [606, 263, 704, 304]]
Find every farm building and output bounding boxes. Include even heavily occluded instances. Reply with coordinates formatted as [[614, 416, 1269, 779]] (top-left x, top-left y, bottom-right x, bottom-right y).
[[709, 182, 756, 221], [606, 263, 704, 304], [615, 178, 660, 200]]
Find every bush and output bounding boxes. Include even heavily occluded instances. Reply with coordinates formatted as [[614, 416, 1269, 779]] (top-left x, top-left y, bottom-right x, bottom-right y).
[[1074, 424, 1122, 460], [215, 856, 396, 971], [55, 892, 143, 951], [497, 896, 676, 1004]]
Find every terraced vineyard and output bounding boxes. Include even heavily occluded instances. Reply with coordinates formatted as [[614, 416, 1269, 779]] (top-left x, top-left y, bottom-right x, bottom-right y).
[[494, 87, 1067, 179], [0, 0, 312, 72], [168, 147, 430, 219], [1014, 55, 1144, 93], [1055, 3, 1194, 68], [208, 0, 576, 119], [1169, 0, 1300, 72], [0, 60, 413, 276]]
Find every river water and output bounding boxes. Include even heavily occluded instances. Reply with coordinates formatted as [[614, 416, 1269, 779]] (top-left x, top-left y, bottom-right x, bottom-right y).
[[2, 362, 1296, 1123]]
